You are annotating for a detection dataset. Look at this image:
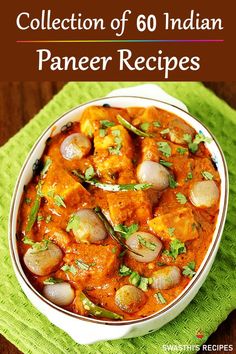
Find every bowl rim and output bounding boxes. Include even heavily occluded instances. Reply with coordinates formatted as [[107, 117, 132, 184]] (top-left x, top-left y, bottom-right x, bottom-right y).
[[9, 95, 229, 326]]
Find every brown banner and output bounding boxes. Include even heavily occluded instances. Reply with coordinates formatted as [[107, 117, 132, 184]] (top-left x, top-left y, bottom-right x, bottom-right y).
[[0, 0, 234, 81]]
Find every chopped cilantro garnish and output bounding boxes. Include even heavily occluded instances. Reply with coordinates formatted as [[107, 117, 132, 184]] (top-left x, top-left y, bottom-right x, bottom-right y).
[[177, 147, 188, 155], [75, 259, 96, 271], [99, 129, 106, 137], [154, 292, 166, 304], [37, 215, 44, 221], [157, 142, 171, 157], [140, 122, 150, 132], [114, 223, 139, 239], [22, 236, 35, 246], [24, 198, 32, 205], [108, 135, 122, 155], [47, 187, 55, 198], [167, 227, 175, 237], [45, 215, 52, 224], [160, 128, 170, 135], [201, 171, 214, 180], [129, 271, 141, 286], [183, 133, 212, 153], [100, 120, 115, 128], [159, 159, 172, 168], [23, 237, 50, 253], [66, 214, 80, 232], [193, 133, 212, 145], [84, 166, 95, 180], [182, 261, 196, 278], [138, 235, 157, 251], [183, 134, 192, 144], [43, 277, 63, 285], [111, 246, 117, 254], [54, 195, 66, 208], [47, 187, 66, 208], [163, 238, 186, 259], [112, 129, 121, 137], [169, 175, 177, 189], [119, 265, 151, 291], [176, 192, 187, 204], [61, 264, 77, 275], [119, 265, 132, 276], [186, 172, 193, 180], [138, 277, 150, 291]]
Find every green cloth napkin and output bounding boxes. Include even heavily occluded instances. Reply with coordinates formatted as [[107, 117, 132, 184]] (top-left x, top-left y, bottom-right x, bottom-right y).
[[0, 82, 235, 354]]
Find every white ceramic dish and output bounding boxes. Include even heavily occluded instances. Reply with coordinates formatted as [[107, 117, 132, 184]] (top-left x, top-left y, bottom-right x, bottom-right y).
[[9, 85, 228, 344]]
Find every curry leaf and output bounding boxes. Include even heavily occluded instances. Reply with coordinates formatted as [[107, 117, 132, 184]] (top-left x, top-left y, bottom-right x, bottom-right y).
[[94, 207, 143, 257], [117, 114, 153, 138]]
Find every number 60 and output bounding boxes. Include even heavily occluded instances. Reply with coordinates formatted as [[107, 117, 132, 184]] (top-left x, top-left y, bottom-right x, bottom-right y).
[[136, 14, 157, 32]]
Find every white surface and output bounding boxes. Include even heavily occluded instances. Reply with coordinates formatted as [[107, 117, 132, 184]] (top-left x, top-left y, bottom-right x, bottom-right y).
[[107, 84, 188, 112]]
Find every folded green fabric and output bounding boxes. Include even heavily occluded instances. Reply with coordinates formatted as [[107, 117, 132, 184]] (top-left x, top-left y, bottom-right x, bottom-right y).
[[0, 82, 235, 354]]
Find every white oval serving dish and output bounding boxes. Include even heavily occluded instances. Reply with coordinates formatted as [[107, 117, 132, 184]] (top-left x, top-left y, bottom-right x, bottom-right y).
[[9, 86, 228, 344]]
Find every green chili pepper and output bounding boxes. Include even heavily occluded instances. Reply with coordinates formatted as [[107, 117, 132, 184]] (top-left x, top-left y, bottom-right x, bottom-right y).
[[25, 184, 42, 233], [26, 158, 52, 233], [80, 292, 123, 320]]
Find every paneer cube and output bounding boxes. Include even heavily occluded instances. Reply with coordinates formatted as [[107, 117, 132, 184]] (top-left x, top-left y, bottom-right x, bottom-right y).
[[80, 106, 130, 137], [148, 207, 198, 242], [41, 162, 90, 208], [94, 125, 133, 159], [94, 155, 135, 184], [171, 157, 194, 186], [131, 106, 161, 126], [141, 138, 160, 162], [93, 125, 135, 183], [61, 243, 119, 285], [192, 157, 220, 182], [107, 190, 152, 225]]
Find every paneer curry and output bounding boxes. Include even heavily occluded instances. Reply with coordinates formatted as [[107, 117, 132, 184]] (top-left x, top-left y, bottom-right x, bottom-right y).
[[17, 105, 220, 321]]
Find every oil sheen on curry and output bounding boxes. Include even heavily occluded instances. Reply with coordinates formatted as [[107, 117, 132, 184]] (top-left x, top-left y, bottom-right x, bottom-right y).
[[18, 105, 220, 321]]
